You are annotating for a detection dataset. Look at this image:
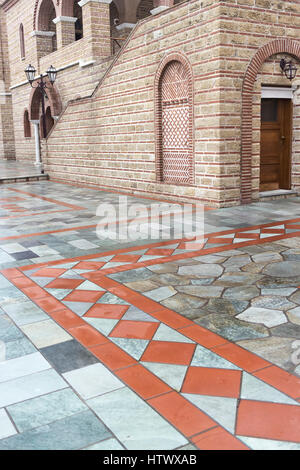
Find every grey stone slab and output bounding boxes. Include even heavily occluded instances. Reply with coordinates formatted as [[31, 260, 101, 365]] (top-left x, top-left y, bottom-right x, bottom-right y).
[[263, 261, 300, 277], [0, 352, 51, 383], [0, 369, 68, 408], [0, 409, 17, 439], [237, 436, 300, 450], [111, 338, 149, 360], [241, 372, 299, 406], [191, 344, 240, 370], [7, 388, 88, 433], [40, 339, 99, 374], [2, 301, 49, 326], [3, 337, 37, 361], [63, 363, 124, 400], [144, 286, 177, 302], [206, 298, 249, 316], [84, 438, 125, 450], [0, 315, 24, 343], [176, 285, 224, 298], [251, 296, 295, 311], [121, 305, 159, 323], [271, 322, 300, 338], [88, 387, 187, 450], [195, 313, 269, 342], [108, 268, 154, 283], [183, 394, 237, 434], [161, 293, 207, 314], [178, 264, 223, 277], [20, 319, 72, 348], [223, 286, 260, 301], [97, 292, 129, 305], [0, 410, 111, 450], [237, 307, 287, 328]]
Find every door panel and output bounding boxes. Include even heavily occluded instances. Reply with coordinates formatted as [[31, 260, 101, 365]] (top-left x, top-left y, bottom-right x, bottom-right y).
[[260, 98, 292, 192]]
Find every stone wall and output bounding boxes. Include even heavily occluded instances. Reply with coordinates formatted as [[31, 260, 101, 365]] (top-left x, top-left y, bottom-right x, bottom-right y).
[[44, 0, 300, 206]]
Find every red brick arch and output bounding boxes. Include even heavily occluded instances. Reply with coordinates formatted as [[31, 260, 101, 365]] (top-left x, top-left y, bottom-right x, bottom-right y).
[[29, 78, 62, 123], [154, 51, 194, 186], [34, 0, 58, 31], [241, 39, 300, 204]]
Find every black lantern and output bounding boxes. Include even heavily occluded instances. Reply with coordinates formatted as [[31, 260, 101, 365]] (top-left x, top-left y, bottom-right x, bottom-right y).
[[46, 65, 57, 85], [24, 64, 36, 84], [280, 58, 297, 81], [24, 64, 58, 139]]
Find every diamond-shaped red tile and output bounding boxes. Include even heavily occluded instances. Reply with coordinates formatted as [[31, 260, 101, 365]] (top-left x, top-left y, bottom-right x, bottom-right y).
[[84, 304, 129, 320], [63, 290, 105, 303], [109, 320, 159, 340], [182, 366, 242, 398], [146, 248, 174, 256], [45, 278, 84, 289], [32, 268, 66, 278], [75, 261, 106, 270], [141, 340, 196, 365]]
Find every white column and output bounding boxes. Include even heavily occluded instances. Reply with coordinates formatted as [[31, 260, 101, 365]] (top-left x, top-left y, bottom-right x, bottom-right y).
[[31, 120, 43, 172]]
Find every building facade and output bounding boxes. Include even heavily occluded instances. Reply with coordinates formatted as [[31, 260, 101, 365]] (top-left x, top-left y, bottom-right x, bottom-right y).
[[0, 0, 300, 207]]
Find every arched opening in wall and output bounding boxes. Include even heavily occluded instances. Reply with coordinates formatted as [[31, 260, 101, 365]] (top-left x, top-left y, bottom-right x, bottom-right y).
[[74, 1, 83, 41], [241, 39, 300, 203], [110, 1, 121, 54], [29, 78, 62, 140], [45, 106, 55, 136], [37, 0, 57, 54], [136, 0, 154, 20], [24, 110, 31, 138], [19, 24, 25, 59], [156, 57, 194, 185]]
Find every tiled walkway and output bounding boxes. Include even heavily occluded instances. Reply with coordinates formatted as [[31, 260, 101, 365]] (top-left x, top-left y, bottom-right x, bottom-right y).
[[0, 179, 300, 450]]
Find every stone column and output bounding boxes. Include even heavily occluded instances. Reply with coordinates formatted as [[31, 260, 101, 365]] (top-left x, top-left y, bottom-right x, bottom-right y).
[[151, 0, 174, 15], [31, 120, 43, 171], [78, 0, 112, 59], [30, 31, 56, 60], [53, 16, 77, 48]]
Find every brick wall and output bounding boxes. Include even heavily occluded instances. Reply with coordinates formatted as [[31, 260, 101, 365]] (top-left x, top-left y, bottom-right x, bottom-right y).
[[43, 0, 300, 206]]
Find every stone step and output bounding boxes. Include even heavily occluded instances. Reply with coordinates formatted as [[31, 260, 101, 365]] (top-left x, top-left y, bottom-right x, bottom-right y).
[[259, 189, 298, 201], [0, 174, 49, 184]]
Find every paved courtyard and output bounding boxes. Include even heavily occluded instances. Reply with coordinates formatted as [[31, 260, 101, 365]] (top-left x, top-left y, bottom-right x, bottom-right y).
[[0, 177, 300, 450]]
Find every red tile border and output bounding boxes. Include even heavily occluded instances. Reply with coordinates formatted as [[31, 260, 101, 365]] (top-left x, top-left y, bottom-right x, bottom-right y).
[[192, 427, 249, 450], [68, 324, 109, 348], [148, 391, 218, 437], [115, 364, 171, 399], [253, 366, 300, 400], [236, 400, 300, 443], [211, 343, 271, 374], [89, 342, 138, 370]]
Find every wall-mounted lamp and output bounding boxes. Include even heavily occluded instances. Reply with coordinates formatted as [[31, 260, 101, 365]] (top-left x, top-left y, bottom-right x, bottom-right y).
[[280, 58, 297, 81]]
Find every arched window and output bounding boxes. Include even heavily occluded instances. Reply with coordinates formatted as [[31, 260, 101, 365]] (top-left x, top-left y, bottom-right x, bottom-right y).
[[110, 1, 121, 54], [155, 55, 194, 185], [24, 110, 31, 138], [37, 0, 57, 54], [136, 0, 154, 21], [19, 24, 25, 59], [74, 2, 83, 41]]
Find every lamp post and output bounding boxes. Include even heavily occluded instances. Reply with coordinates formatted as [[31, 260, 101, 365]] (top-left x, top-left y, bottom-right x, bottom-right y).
[[25, 64, 57, 139]]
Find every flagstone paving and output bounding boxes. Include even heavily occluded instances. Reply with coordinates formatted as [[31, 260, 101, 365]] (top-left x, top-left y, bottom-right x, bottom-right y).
[[0, 179, 300, 450]]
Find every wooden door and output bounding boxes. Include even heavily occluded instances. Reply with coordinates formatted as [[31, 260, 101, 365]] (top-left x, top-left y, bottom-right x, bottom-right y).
[[260, 98, 292, 191]]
